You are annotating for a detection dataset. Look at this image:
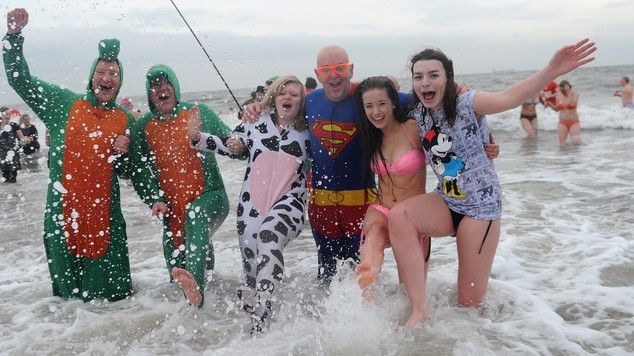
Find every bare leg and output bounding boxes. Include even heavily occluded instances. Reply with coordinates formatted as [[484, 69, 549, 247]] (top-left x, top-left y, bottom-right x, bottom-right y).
[[558, 123, 569, 145], [531, 118, 539, 136], [455, 218, 500, 308], [389, 193, 453, 329], [356, 208, 389, 297], [172, 267, 203, 306], [520, 118, 537, 137]]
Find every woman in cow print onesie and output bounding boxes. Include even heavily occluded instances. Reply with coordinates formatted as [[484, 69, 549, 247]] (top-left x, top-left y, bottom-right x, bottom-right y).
[[188, 76, 310, 333]]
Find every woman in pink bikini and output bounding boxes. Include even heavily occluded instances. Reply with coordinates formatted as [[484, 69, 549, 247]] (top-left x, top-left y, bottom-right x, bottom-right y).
[[353, 76, 499, 299], [546, 80, 582, 145]]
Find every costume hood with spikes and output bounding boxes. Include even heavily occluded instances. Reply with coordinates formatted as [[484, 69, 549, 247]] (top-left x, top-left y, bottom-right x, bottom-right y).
[[85, 38, 123, 109]]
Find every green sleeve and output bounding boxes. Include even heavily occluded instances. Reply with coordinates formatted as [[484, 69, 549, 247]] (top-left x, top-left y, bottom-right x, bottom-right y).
[[2, 32, 80, 126], [128, 114, 166, 207]]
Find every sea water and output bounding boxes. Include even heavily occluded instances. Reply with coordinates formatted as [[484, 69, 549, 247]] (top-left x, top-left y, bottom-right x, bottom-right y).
[[1, 65, 633, 355]]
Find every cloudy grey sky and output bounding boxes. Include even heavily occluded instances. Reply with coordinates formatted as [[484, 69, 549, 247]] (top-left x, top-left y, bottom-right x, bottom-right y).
[[1, 0, 631, 106]]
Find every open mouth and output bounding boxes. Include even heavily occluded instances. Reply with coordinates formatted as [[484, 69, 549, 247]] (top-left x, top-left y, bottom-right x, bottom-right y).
[[281, 102, 292, 110], [423, 91, 436, 101], [94, 85, 114, 94], [329, 80, 342, 89], [158, 92, 171, 101]]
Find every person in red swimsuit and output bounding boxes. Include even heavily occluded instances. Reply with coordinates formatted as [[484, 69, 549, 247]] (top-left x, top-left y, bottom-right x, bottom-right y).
[[545, 80, 581, 145]]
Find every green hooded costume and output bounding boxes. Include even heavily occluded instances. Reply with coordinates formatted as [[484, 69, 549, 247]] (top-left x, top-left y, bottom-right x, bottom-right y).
[[130, 64, 232, 305], [3, 34, 140, 301]]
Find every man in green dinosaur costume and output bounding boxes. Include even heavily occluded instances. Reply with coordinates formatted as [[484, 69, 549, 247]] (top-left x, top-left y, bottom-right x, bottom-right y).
[[131, 64, 232, 306], [3, 8, 146, 301]]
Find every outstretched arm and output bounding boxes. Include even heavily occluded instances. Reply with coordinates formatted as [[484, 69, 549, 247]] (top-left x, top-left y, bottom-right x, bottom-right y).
[[474, 38, 596, 116]]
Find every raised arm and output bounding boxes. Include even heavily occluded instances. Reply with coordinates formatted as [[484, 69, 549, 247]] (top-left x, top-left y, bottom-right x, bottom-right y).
[[3, 8, 79, 124], [474, 38, 596, 116]]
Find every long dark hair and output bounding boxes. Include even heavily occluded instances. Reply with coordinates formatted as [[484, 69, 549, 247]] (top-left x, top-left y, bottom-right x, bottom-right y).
[[408, 48, 458, 127], [354, 76, 409, 203]]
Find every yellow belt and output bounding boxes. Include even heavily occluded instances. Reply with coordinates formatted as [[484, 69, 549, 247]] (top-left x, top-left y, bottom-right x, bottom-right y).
[[309, 188, 376, 206]]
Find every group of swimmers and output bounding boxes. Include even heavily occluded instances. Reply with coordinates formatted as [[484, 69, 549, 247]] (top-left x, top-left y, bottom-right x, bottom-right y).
[[519, 75, 632, 145]]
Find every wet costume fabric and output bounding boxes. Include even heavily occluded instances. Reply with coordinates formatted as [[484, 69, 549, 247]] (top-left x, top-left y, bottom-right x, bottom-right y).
[[3, 34, 135, 301], [130, 64, 231, 304]]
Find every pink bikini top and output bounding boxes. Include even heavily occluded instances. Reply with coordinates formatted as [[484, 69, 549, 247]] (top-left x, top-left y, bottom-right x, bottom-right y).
[[371, 123, 426, 177]]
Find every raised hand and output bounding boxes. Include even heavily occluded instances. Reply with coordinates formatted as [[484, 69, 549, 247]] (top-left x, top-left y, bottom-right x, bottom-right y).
[[187, 106, 202, 141], [547, 38, 597, 77], [7, 8, 28, 34]]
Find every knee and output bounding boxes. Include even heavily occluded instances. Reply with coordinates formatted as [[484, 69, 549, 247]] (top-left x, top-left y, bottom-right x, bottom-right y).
[[387, 205, 408, 229], [363, 220, 387, 239]]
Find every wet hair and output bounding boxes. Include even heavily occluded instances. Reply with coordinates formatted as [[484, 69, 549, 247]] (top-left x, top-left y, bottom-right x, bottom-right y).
[[559, 80, 572, 88], [354, 76, 409, 202], [258, 75, 307, 132], [622, 76, 630, 84], [408, 48, 458, 127]]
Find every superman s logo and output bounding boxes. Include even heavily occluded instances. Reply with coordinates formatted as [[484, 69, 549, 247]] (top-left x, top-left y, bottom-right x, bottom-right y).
[[311, 119, 359, 159]]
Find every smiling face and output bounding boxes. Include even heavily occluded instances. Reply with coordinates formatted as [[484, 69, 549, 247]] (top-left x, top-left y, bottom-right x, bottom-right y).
[[91, 60, 121, 106], [149, 77, 177, 118], [412, 59, 447, 110], [361, 88, 395, 131], [275, 82, 303, 124], [314, 45, 353, 103]]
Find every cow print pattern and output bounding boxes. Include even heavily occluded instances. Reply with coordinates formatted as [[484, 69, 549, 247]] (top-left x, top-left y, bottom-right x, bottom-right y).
[[195, 114, 310, 304]]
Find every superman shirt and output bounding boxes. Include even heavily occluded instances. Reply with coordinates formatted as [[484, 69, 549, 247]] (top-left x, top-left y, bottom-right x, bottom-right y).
[[305, 85, 371, 237]]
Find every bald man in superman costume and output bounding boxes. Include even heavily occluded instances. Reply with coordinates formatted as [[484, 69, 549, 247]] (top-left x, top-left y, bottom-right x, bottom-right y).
[[243, 45, 410, 281], [130, 64, 234, 307], [3, 8, 143, 301]]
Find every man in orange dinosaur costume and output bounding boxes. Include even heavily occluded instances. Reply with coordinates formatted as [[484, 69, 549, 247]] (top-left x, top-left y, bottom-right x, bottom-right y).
[[3, 8, 141, 301], [131, 64, 234, 307]]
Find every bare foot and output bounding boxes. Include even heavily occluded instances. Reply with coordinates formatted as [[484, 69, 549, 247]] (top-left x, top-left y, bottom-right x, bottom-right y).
[[355, 262, 378, 288], [401, 308, 428, 329], [172, 267, 202, 306]]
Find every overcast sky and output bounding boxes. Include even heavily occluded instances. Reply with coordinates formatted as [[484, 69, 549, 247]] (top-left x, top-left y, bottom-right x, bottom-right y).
[[1, 0, 632, 106]]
